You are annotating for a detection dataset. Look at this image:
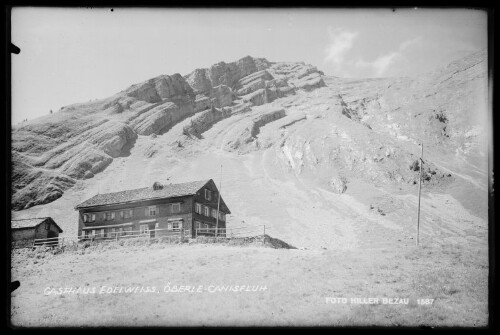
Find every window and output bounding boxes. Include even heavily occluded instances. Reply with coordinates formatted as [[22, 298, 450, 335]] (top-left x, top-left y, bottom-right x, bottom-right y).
[[172, 222, 182, 231], [84, 230, 90, 238], [172, 203, 180, 213], [204, 223, 209, 229], [212, 209, 217, 218], [147, 206, 157, 216], [83, 213, 96, 222], [140, 224, 149, 234], [111, 228, 116, 238], [105, 212, 115, 221], [119, 211, 124, 219], [91, 229, 96, 237], [218, 211, 225, 221], [195, 203, 202, 214], [204, 206, 210, 217], [195, 221, 202, 229], [124, 210, 132, 219], [118, 227, 124, 236], [205, 189, 212, 200]]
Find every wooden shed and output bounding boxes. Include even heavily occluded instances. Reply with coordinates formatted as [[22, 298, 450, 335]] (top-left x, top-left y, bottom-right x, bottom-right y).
[[11, 217, 63, 245]]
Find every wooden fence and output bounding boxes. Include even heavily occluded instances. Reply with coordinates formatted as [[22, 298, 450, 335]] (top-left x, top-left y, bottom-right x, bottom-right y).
[[12, 225, 271, 249], [21, 227, 189, 249], [195, 225, 267, 238]]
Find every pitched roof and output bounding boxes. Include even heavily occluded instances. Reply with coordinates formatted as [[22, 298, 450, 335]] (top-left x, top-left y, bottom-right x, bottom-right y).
[[75, 180, 211, 209], [11, 217, 63, 232]]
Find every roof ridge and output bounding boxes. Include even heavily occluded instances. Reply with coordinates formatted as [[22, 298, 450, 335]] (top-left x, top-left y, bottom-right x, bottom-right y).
[[75, 179, 213, 209], [12, 217, 51, 221], [91, 179, 210, 196]]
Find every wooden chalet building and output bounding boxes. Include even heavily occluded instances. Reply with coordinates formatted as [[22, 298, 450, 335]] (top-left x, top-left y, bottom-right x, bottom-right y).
[[75, 179, 230, 240], [11, 217, 63, 246]]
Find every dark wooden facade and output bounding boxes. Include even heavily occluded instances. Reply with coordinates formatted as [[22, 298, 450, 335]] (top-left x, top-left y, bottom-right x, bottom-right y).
[[75, 179, 230, 239]]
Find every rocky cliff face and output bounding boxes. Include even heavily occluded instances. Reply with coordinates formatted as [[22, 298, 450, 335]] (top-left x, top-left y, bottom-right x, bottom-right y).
[[11, 56, 326, 210], [11, 51, 488, 252]]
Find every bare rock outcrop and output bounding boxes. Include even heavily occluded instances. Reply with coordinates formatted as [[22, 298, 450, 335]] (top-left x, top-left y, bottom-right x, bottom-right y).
[[185, 56, 324, 109], [234, 70, 274, 96], [329, 175, 348, 194], [128, 100, 194, 136], [12, 55, 327, 210], [276, 113, 454, 191], [268, 62, 326, 91], [194, 94, 212, 113], [185, 68, 213, 95], [208, 56, 260, 88], [211, 85, 234, 108], [11, 153, 76, 210], [223, 108, 286, 153], [126, 74, 195, 102], [183, 106, 232, 138]]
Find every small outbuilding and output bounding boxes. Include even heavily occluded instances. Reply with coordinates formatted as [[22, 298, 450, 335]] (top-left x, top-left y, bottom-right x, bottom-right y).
[[11, 217, 63, 246]]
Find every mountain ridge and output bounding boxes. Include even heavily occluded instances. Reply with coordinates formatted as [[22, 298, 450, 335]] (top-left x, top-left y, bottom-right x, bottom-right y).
[[11, 50, 488, 251], [12, 55, 326, 210]]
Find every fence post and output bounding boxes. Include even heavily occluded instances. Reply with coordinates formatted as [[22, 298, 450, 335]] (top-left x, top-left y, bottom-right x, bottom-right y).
[[264, 225, 266, 235]]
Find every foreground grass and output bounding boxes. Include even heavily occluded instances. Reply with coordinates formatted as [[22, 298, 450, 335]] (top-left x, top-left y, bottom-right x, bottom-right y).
[[10, 240, 488, 327]]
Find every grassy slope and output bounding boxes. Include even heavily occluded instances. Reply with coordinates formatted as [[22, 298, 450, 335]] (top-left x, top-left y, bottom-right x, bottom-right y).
[[11, 241, 487, 327]]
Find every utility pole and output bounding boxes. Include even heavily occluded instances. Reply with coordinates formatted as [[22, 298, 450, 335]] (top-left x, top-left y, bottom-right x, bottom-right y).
[[416, 143, 423, 246], [215, 164, 222, 238]]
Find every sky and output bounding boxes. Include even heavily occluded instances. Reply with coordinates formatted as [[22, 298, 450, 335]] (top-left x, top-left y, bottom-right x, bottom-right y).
[[11, 8, 487, 125]]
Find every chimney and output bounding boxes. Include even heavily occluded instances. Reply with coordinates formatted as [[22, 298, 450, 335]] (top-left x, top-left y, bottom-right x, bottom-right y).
[[153, 181, 164, 190]]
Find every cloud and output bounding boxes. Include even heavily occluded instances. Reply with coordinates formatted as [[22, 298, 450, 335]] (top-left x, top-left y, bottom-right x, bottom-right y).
[[356, 52, 401, 76], [324, 27, 359, 69], [354, 36, 423, 77], [400, 36, 422, 51]]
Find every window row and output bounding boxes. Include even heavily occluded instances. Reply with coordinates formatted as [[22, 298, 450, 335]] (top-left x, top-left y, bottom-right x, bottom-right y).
[[139, 221, 182, 233], [83, 210, 133, 222], [194, 203, 225, 221], [83, 221, 184, 238], [194, 221, 211, 229], [145, 204, 181, 216], [84, 226, 132, 238], [82, 204, 181, 222]]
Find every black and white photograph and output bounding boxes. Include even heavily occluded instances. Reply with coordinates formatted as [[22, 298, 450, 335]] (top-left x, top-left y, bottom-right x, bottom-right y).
[[8, 7, 491, 327]]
